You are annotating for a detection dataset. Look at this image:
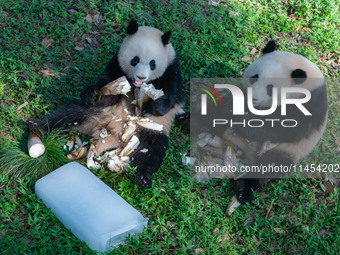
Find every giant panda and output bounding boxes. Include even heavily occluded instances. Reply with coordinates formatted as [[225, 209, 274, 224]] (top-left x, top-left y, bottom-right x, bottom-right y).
[[222, 41, 328, 204], [27, 20, 185, 188]]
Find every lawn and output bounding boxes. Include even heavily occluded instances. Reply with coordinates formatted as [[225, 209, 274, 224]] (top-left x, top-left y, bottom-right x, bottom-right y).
[[0, 0, 339, 254]]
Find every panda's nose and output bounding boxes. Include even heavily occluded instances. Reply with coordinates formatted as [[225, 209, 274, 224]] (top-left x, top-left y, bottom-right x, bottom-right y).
[[137, 75, 146, 80]]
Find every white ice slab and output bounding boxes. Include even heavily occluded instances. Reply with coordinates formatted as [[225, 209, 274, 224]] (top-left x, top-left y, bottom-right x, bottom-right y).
[[35, 162, 147, 252]]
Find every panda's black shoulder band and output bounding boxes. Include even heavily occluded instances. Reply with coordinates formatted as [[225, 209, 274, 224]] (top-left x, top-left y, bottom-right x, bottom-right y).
[[127, 20, 138, 35], [262, 40, 279, 54]]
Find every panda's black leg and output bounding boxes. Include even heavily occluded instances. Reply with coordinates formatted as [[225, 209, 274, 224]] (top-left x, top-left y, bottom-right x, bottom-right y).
[[176, 111, 190, 121], [176, 111, 190, 135], [236, 178, 262, 204], [236, 150, 296, 204], [130, 129, 169, 188], [26, 102, 90, 134]]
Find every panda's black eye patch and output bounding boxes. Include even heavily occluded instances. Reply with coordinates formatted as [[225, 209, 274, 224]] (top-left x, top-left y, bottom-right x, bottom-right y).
[[130, 56, 140, 66], [266, 84, 274, 96], [291, 68, 307, 84], [250, 74, 259, 84], [149, 59, 156, 70]]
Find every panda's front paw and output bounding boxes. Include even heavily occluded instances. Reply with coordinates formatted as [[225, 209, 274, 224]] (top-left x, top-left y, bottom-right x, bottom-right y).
[[153, 96, 172, 116], [136, 170, 152, 188], [236, 179, 254, 204]]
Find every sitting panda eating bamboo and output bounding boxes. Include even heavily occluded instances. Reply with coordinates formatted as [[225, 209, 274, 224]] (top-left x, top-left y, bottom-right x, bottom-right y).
[[27, 20, 185, 188]]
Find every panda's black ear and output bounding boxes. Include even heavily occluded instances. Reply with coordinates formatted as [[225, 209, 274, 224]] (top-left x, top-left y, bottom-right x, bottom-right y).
[[127, 20, 138, 35], [291, 68, 307, 84], [262, 40, 279, 54], [161, 31, 171, 46]]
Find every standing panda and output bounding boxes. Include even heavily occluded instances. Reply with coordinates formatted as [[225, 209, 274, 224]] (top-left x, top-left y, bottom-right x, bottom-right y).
[[223, 41, 328, 204], [27, 20, 185, 188]]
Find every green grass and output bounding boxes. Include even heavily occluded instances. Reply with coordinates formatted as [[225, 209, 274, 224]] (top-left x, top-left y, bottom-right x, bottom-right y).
[[0, 130, 69, 182], [0, 0, 339, 254]]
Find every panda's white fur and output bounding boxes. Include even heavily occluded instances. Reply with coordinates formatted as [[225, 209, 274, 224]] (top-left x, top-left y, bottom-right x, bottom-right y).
[[118, 26, 176, 83]]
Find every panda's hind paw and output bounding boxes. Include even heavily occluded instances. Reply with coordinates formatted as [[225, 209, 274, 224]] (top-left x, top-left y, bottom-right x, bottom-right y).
[[136, 171, 152, 188], [26, 119, 43, 133], [236, 179, 254, 204]]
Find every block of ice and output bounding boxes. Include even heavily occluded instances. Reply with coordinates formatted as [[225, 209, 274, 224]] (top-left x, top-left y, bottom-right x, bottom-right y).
[[35, 162, 148, 252]]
